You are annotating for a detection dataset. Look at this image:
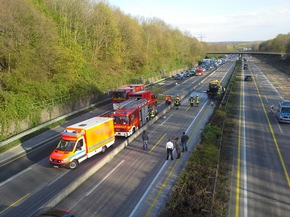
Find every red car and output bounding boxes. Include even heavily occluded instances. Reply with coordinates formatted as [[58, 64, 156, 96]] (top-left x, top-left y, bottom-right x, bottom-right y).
[[32, 209, 75, 217]]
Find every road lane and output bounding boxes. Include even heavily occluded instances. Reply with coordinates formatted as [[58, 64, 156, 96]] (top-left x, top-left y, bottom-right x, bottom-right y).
[[0, 62, 235, 217], [231, 57, 290, 217], [51, 63, 235, 217]]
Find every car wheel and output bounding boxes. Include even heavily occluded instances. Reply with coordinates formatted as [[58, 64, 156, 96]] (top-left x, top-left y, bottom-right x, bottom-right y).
[[68, 160, 78, 169], [101, 146, 107, 153]]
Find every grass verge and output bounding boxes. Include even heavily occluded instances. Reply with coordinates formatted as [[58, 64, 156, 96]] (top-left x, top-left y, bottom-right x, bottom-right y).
[[159, 61, 241, 217]]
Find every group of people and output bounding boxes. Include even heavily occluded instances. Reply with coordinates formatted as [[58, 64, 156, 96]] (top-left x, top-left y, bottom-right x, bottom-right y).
[[188, 95, 200, 107], [166, 132, 189, 160], [166, 94, 200, 109], [142, 130, 190, 161]]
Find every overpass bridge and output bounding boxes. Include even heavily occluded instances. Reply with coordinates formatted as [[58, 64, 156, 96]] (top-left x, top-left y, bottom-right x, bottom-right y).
[[206, 51, 290, 60]]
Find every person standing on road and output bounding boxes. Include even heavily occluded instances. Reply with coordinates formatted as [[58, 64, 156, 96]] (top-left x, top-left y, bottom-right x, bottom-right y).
[[181, 132, 189, 152], [149, 108, 155, 120], [195, 95, 200, 107], [166, 139, 174, 160], [142, 130, 149, 151], [174, 137, 181, 159], [174, 99, 181, 110], [165, 95, 172, 106], [270, 104, 274, 113], [189, 95, 194, 107]]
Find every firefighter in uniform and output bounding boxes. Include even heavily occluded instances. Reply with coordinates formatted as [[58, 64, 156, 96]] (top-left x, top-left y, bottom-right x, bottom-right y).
[[174, 98, 181, 110], [195, 95, 200, 107], [165, 95, 172, 106], [149, 107, 155, 119], [189, 95, 194, 107]]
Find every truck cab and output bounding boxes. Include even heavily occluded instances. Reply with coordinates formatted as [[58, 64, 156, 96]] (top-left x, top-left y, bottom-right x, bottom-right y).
[[109, 98, 151, 137], [128, 90, 157, 107], [112, 87, 134, 103]]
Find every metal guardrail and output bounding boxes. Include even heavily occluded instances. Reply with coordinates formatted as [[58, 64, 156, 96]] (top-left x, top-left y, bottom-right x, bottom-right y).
[[0, 76, 172, 148]]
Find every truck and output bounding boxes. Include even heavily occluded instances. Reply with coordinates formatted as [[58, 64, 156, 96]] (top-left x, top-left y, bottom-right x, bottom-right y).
[[207, 80, 224, 98], [112, 84, 145, 110], [109, 98, 156, 137], [128, 90, 157, 107], [49, 117, 115, 169], [276, 101, 290, 123], [128, 84, 145, 92], [113, 98, 138, 110]]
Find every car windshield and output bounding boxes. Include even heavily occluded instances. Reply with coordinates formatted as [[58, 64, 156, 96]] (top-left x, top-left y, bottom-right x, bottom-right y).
[[112, 91, 126, 98], [56, 140, 75, 151], [113, 116, 128, 124], [281, 107, 290, 113]]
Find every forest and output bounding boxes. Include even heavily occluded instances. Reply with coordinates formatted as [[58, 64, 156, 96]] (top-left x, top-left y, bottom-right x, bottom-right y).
[[0, 0, 231, 138], [258, 33, 290, 54], [0, 0, 287, 139]]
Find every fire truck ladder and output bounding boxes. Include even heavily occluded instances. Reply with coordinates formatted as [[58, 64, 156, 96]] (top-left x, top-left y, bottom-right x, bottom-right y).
[[129, 98, 149, 108], [114, 98, 137, 110]]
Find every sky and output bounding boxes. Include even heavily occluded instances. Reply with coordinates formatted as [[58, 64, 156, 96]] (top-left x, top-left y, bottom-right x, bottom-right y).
[[107, 0, 290, 42]]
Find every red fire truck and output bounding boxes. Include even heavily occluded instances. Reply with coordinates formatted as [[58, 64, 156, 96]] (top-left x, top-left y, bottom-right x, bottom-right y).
[[109, 98, 156, 137], [128, 84, 145, 92], [112, 84, 145, 110], [128, 90, 157, 108]]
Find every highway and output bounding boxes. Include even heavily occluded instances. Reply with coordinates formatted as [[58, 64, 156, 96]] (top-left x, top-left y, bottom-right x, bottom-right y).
[[2, 56, 290, 217], [0, 61, 234, 217], [52, 63, 234, 217], [229, 57, 290, 217]]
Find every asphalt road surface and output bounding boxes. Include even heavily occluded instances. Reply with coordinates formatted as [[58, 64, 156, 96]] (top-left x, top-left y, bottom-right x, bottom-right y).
[[0, 61, 235, 217], [229, 56, 290, 217]]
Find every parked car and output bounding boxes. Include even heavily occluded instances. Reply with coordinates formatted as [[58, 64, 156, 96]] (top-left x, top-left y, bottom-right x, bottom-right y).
[[174, 73, 184, 80], [183, 70, 191, 77]]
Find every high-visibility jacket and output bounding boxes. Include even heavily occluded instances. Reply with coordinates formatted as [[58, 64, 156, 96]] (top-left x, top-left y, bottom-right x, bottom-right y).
[[189, 97, 194, 103], [150, 109, 155, 118]]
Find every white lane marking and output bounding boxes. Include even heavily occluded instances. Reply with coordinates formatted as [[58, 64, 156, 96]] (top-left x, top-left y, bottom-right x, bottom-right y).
[[130, 99, 209, 217], [85, 160, 125, 196], [68, 160, 124, 210], [242, 71, 248, 216], [0, 167, 32, 187], [185, 100, 208, 135], [277, 122, 284, 134], [129, 161, 168, 217], [48, 170, 69, 186], [160, 114, 172, 125]]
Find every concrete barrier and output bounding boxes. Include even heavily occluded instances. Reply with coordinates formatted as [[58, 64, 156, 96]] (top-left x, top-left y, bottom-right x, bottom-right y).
[[44, 102, 173, 208]]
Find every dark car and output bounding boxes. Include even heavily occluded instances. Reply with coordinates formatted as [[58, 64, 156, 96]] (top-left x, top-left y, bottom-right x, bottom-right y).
[[174, 73, 184, 80], [244, 75, 253, 81], [32, 209, 75, 217]]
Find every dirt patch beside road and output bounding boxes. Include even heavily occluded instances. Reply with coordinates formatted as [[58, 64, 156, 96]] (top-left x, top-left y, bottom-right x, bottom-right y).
[[252, 55, 290, 100]]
